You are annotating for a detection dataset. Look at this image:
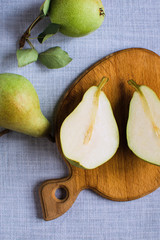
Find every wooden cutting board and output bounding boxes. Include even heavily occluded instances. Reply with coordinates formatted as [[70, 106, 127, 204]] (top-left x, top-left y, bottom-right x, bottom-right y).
[[39, 48, 160, 221]]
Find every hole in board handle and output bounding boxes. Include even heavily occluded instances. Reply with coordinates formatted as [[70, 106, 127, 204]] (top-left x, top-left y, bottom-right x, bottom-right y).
[[52, 185, 69, 202]]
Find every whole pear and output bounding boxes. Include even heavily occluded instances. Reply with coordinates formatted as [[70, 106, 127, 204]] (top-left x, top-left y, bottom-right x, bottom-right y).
[[0, 73, 51, 137], [49, 0, 105, 37]]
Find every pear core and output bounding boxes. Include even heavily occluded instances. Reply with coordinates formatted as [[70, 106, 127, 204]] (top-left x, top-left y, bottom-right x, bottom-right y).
[[60, 78, 119, 169]]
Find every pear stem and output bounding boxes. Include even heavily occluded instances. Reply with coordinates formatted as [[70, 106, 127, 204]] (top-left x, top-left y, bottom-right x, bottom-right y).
[[0, 130, 55, 142], [19, 13, 44, 49], [47, 134, 55, 143], [128, 79, 142, 94], [0, 129, 10, 137], [84, 77, 109, 144], [97, 77, 109, 91]]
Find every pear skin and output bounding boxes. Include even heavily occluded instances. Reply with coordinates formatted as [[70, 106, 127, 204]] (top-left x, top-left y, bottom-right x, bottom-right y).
[[49, 0, 105, 37], [0, 73, 51, 137]]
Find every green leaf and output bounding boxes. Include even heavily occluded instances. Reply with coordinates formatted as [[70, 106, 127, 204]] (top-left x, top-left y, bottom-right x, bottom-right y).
[[40, 0, 51, 16], [38, 47, 72, 69], [38, 23, 60, 44], [16, 49, 38, 67]]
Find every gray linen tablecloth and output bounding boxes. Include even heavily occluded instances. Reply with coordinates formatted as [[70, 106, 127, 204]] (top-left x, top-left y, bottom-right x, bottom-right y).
[[0, 0, 160, 239]]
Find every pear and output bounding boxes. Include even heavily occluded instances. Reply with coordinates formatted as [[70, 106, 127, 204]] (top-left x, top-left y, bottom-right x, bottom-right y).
[[127, 80, 160, 165], [0, 73, 51, 138], [49, 0, 105, 37], [60, 77, 119, 169]]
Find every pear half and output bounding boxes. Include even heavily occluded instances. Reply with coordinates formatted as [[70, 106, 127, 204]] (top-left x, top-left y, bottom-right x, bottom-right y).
[[127, 80, 160, 165], [60, 77, 119, 169]]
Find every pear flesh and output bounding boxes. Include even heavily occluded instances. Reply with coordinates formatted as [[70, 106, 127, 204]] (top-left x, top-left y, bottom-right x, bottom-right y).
[[0, 73, 50, 137], [127, 80, 160, 165], [49, 0, 105, 37], [60, 78, 119, 169]]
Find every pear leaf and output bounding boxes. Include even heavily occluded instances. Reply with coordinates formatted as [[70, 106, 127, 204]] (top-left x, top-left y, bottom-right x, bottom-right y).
[[16, 49, 38, 67], [38, 23, 60, 44], [38, 47, 72, 69], [40, 0, 51, 16]]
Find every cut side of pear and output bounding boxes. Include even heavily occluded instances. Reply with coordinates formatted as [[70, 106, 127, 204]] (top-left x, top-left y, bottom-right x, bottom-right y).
[[60, 78, 119, 169], [127, 80, 160, 165]]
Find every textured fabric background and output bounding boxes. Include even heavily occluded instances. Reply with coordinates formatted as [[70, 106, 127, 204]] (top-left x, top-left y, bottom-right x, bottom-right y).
[[0, 0, 160, 239]]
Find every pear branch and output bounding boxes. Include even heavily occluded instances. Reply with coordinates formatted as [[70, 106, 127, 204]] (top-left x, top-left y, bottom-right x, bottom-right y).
[[0, 129, 10, 137], [19, 13, 44, 49], [84, 77, 108, 144]]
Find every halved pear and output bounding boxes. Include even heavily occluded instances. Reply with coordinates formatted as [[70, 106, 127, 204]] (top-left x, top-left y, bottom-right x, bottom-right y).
[[60, 77, 119, 169], [127, 80, 160, 165]]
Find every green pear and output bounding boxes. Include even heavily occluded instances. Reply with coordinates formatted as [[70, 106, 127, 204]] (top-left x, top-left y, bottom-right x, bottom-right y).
[[49, 0, 105, 37], [127, 80, 160, 165], [0, 73, 51, 137], [60, 77, 119, 169]]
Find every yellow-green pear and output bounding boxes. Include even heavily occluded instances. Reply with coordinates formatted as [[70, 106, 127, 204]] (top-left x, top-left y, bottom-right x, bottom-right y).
[[0, 73, 51, 137], [127, 80, 160, 165], [49, 0, 105, 37], [60, 77, 119, 169]]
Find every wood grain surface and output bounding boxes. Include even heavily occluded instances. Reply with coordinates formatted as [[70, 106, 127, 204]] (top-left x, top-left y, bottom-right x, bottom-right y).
[[39, 48, 160, 221]]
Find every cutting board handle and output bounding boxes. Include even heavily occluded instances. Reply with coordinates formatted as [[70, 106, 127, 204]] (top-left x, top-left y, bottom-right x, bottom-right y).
[[39, 175, 81, 220]]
